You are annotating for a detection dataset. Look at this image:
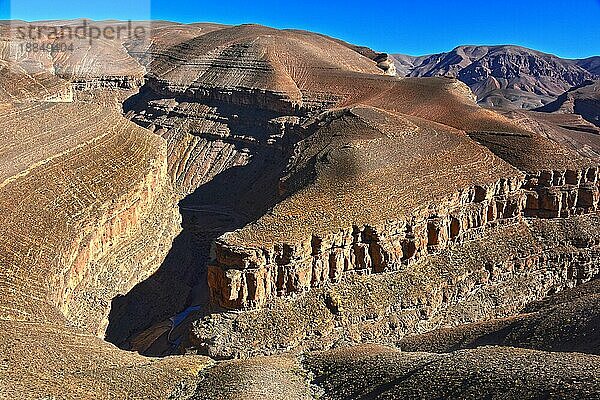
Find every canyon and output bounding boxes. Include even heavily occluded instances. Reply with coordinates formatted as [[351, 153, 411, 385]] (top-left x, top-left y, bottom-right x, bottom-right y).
[[0, 20, 599, 399]]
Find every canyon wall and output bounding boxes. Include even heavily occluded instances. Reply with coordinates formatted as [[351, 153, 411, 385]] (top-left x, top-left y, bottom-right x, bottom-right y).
[[0, 89, 212, 398], [72, 76, 146, 91], [54, 142, 181, 335], [0, 94, 180, 335], [207, 166, 600, 311], [524, 166, 600, 217], [193, 215, 600, 359]]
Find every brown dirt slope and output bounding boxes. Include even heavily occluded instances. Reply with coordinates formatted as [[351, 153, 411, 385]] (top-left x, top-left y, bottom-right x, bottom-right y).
[[305, 344, 600, 400], [400, 278, 600, 354]]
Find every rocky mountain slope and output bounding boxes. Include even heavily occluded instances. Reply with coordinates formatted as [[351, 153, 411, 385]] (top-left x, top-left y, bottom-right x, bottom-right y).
[[394, 45, 599, 109], [400, 277, 600, 354], [0, 20, 599, 399], [578, 56, 600, 76], [0, 21, 213, 399], [535, 79, 600, 127]]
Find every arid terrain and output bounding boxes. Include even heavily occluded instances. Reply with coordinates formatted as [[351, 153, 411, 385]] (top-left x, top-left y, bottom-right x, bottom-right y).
[[0, 20, 599, 399]]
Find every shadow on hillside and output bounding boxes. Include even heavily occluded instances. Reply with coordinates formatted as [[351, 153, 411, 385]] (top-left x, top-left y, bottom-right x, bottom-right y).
[[104, 83, 317, 355], [104, 143, 287, 355]]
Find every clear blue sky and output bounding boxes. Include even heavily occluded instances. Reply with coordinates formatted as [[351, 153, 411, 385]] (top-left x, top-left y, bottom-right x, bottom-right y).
[[1, 0, 599, 58]]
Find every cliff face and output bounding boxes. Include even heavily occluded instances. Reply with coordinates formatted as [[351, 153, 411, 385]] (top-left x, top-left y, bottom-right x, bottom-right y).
[[54, 142, 180, 335], [208, 166, 600, 311], [208, 176, 527, 310], [524, 167, 600, 218], [0, 89, 207, 397], [193, 215, 600, 359], [0, 93, 179, 332]]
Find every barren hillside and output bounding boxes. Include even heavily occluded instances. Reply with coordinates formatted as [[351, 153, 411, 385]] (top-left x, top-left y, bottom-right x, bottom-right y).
[[0, 20, 598, 400]]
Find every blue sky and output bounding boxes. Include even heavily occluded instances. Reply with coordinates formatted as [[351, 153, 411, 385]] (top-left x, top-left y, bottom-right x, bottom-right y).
[[1, 0, 599, 58]]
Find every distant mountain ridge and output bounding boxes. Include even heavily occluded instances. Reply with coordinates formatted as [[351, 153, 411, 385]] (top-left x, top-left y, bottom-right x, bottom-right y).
[[393, 45, 599, 110]]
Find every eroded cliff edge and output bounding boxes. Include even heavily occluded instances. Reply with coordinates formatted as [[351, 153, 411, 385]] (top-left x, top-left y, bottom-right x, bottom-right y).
[[208, 165, 599, 311], [0, 89, 210, 398], [195, 213, 600, 359]]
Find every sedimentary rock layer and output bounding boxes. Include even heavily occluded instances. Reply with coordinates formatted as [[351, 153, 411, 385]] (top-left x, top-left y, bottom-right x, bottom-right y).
[[524, 167, 600, 218], [0, 92, 177, 330], [208, 175, 527, 309], [207, 112, 600, 310], [193, 215, 600, 359], [0, 90, 201, 397]]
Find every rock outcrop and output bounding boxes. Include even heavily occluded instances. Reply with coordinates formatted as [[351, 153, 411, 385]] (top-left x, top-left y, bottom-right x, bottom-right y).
[[208, 173, 528, 310], [523, 167, 600, 218], [0, 86, 203, 397], [208, 167, 600, 311], [192, 214, 600, 359]]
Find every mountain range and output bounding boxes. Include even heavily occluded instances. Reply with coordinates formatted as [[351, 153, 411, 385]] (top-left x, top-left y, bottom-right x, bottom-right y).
[[393, 45, 599, 116]]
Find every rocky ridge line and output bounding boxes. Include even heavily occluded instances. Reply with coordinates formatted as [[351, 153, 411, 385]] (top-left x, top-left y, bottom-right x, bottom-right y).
[[208, 162, 600, 310]]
